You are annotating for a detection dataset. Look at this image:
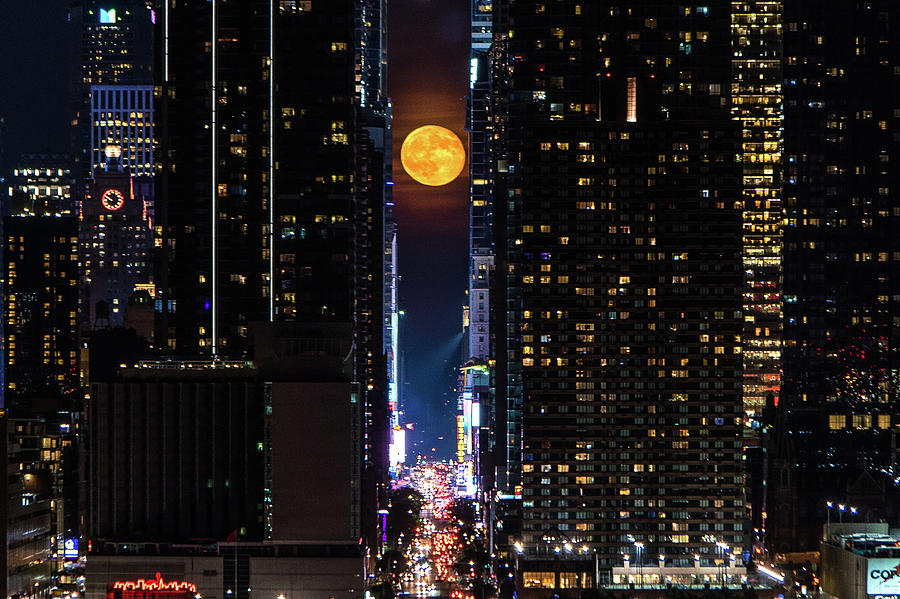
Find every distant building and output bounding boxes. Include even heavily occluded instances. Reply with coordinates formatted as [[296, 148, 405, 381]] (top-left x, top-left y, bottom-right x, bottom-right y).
[[357, 0, 396, 544], [5, 154, 74, 216], [2, 216, 79, 407], [69, 0, 153, 176], [90, 85, 154, 177], [466, 0, 494, 364], [78, 149, 152, 329], [455, 361, 490, 498], [732, 3, 784, 424]]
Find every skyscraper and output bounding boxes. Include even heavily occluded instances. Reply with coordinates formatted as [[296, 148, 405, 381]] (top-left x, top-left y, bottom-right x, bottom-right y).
[[90, 84, 155, 177], [2, 157, 80, 594], [492, 1, 745, 582], [70, 0, 154, 175], [732, 2, 783, 422], [94, 0, 390, 552], [3, 217, 79, 407], [730, 0, 783, 541], [78, 150, 153, 329], [154, 0, 379, 358], [467, 0, 494, 365], [466, 0, 499, 528], [782, 0, 900, 469], [771, 0, 900, 552]]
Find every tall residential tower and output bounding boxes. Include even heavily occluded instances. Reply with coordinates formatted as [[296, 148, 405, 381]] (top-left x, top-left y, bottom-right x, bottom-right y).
[[492, 1, 746, 582]]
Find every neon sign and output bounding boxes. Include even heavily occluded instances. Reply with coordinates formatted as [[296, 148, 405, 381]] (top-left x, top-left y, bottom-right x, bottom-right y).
[[113, 573, 197, 593]]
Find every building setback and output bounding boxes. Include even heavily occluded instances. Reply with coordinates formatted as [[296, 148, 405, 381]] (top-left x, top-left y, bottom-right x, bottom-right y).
[[492, 0, 745, 576]]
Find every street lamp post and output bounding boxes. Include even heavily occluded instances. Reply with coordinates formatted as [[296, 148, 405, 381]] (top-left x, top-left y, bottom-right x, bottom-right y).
[[634, 541, 644, 588], [715, 541, 729, 588]]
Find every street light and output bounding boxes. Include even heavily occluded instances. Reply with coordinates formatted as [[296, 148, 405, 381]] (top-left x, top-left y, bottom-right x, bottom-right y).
[[633, 541, 644, 587], [715, 541, 730, 588]]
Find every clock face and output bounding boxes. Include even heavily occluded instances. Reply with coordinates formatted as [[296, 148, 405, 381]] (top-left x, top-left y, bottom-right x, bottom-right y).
[[100, 189, 125, 211]]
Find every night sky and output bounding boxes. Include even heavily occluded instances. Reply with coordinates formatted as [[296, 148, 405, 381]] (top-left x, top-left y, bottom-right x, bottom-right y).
[[0, 1, 71, 168], [389, 0, 470, 461]]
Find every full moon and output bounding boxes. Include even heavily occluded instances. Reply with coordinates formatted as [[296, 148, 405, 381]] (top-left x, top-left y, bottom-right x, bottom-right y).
[[400, 125, 466, 187]]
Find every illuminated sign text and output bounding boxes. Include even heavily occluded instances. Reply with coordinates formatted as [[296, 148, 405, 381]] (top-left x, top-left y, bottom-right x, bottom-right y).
[[113, 573, 197, 593]]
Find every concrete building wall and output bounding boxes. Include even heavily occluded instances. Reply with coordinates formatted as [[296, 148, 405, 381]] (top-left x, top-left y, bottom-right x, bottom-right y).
[[270, 382, 359, 542], [820, 542, 868, 599], [89, 370, 265, 541], [249, 555, 364, 599]]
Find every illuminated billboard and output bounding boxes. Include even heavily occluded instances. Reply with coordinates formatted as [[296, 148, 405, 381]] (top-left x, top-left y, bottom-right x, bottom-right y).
[[107, 573, 197, 599], [868, 559, 900, 595], [99, 8, 117, 24], [63, 538, 79, 560], [456, 415, 465, 463]]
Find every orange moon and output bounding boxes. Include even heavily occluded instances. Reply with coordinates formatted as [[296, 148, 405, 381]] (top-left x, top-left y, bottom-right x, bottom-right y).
[[400, 125, 466, 187]]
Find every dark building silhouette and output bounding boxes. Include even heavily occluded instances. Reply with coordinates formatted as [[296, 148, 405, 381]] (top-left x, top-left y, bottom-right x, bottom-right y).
[[88, 323, 361, 543], [767, 0, 900, 552], [2, 217, 80, 408], [89, 361, 266, 541], [491, 0, 745, 580], [85, 0, 391, 562]]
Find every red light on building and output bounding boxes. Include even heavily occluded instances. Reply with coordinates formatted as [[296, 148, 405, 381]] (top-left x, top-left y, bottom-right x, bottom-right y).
[[110, 573, 197, 596]]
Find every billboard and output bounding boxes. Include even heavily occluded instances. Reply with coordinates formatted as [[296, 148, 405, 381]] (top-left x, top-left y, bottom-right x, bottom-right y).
[[63, 538, 79, 560], [868, 558, 900, 594]]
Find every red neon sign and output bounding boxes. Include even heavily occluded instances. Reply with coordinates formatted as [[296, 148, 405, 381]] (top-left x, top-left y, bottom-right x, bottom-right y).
[[113, 573, 197, 593]]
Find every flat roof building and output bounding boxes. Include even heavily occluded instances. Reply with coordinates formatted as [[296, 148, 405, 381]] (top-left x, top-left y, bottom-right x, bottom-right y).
[[821, 524, 900, 599]]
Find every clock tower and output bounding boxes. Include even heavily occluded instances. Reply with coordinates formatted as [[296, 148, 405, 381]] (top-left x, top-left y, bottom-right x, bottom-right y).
[[79, 145, 152, 329]]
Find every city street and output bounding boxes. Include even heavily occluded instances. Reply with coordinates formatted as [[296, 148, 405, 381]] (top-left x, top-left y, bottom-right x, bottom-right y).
[[399, 462, 476, 599]]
